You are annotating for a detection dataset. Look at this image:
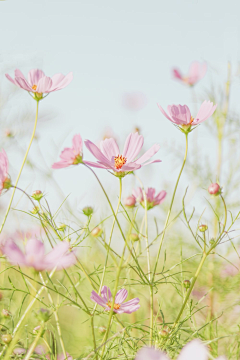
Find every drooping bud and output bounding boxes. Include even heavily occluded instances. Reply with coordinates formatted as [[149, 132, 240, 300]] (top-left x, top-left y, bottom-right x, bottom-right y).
[[183, 279, 191, 289], [124, 196, 136, 208], [36, 308, 50, 323], [199, 224, 208, 232], [98, 326, 106, 335], [82, 206, 94, 217], [208, 183, 221, 196], [2, 334, 12, 344], [32, 190, 43, 201], [129, 233, 139, 242], [2, 309, 11, 317], [58, 224, 67, 232], [31, 206, 39, 214], [91, 227, 103, 237]]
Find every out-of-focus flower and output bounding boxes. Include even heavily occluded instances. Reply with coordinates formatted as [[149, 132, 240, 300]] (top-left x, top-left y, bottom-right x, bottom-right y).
[[135, 339, 208, 360], [34, 345, 46, 355], [13, 348, 26, 355], [158, 101, 217, 131], [57, 354, 73, 360], [132, 187, 166, 210], [52, 134, 83, 169], [124, 195, 136, 208], [2, 309, 11, 317], [172, 61, 207, 86], [208, 183, 221, 196], [122, 92, 148, 111], [91, 285, 140, 314], [84, 132, 161, 176], [3, 238, 76, 271], [0, 149, 11, 194], [5, 129, 14, 138], [5, 69, 73, 100], [91, 227, 103, 237]]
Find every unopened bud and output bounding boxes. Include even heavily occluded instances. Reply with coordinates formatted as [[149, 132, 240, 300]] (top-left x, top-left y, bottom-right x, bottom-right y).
[[183, 280, 191, 289], [3, 178, 11, 190], [159, 329, 168, 338], [5, 129, 14, 138], [32, 190, 43, 201], [83, 206, 94, 217], [129, 233, 139, 242], [124, 196, 136, 208], [2, 334, 12, 344], [208, 183, 221, 196], [199, 224, 208, 232], [36, 308, 50, 323], [91, 227, 103, 237], [31, 206, 39, 214], [98, 326, 106, 335], [2, 309, 11, 317], [58, 224, 67, 232], [209, 238, 215, 246]]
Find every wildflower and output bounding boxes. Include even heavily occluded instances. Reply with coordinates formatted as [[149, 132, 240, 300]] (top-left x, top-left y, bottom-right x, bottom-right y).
[[5, 69, 73, 100], [124, 195, 136, 208], [91, 227, 103, 237], [132, 187, 166, 210], [135, 339, 208, 360], [32, 190, 43, 201], [91, 286, 140, 314], [208, 183, 221, 196], [158, 101, 217, 133], [84, 132, 161, 176], [159, 329, 168, 338], [0, 149, 11, 194], [52, 134, 83, 169], [83, 206, 94, 217], [2, 238, 76, 271], [13, 348, 26, 355], [172, 61, 207, 86]]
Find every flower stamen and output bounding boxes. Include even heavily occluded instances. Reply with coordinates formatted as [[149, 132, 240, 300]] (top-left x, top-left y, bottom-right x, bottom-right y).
[[32, 84, 37, 91], [114, 155, 127, 170], [106, 301, 121, 310], [190, 116, 194, 124]]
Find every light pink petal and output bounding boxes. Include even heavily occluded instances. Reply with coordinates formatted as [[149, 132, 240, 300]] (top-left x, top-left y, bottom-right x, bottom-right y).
[[44, 241, 69, 265], [28, 69, 45, 87], [84, 140, 112, 165], [178, 339, 208, 360], [25, 239, 45, 257], [15, 69, 26, 79], [168, 104, 191, 125], [120, 297, 140, 308], [154, 190, 167, 205], [139, 159, 161, 167], [135, 144, 160, 165], [15, 77, 32, 91], [193, 101, 217, 124], [90, 290, 107, 308], [122, 133, 144, 162], [3, 240, 26, 266], [59, 148, 75, 161], [115, 289, 128, 304], [173, 68, 182, 80], [5, 73, 18, 86], [50, 72, 73, 91], [58, 354, 73, 360], [101, 286, 112, 302], [135, 347, 169, 360], [55, 251, 76, 270], [157, 104, 175, 123], [100, 138, 120, 161], [72, 134, 82, 155], [132, 187, 144, 202], [146, 188, 156, 202], [83, 160, 110, 169], [121, 162, 141, 172], [188, 61, 207, 84], [119, 303, 140, 314], [52, 160, 72, 169], [36, 76, 53, 93]]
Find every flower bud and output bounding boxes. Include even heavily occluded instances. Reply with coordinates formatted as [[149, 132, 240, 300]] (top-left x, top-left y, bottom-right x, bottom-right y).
[[13, 348, 26, 355], [183, 279, 191, 289], [58, 224, 66, 232], [124, 196, 136, 208], [3, 178, 11, 190], [31, 206, 39, 214], [208, 183, 221, 196], [2, 309, 11, 317], [82, 206, 94, 217], [129, 233, 139, 242], [159, 329, 168, 338], [209, 238, 215, 246], [98, 326, 106, 335], [2, 334, 12, 344], [36, 308, 50, 323], [91, 227, 103, 237], [199, 224, 208, 232], [32, 190, 43, 201], [5, 129, 14, 138]]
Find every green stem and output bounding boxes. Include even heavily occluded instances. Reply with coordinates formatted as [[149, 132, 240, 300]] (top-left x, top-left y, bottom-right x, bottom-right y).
[[152, 133, 188, 282], [0, 100, 39, 233], [23, 323, 44, 360]]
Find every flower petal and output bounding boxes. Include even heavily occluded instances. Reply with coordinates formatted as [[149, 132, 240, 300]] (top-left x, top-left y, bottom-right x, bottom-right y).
[[101, 286, 112, 302], [135, 347, 169, 360], [3, 239, 26, 266], [157, 104, 174, 122], [25, 238, 45, 257], [72, 134, 83, 155], [50, 72, 73, 91], [36, 76, 53, 93], [122, 133, 144, 162], [100, 138, 119, 162], [15, 77, 32, 91], [84, 140, 112, 165], [90, 290, 107, 308], [135, 144, 160, 165], [168, 104, 191, 125], [115, 288, 128, 304], [178, 339, 208, 360], [193, 101, 217, 124], [28, 69, 45, 87]]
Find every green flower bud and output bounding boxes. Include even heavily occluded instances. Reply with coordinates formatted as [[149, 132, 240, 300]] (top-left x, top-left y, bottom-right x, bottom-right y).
[[31, 206, 39, 215], [91, 227, 103, 237], [129, 233, 139, 242], [36, 308, 50, 323], [83, 206, 94, 217], [58, 224, 67, 232], [209, 238, 215, 246], [2, 334, 12, 344], [32, 190, 43, 201], [159, 329, 168, 338], [199, 224, 208, 232], [183, 279, 191, 289], [3, 178, 11, 190]]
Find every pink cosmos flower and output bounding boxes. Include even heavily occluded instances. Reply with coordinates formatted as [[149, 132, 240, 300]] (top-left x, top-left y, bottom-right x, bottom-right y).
[[84, 132, 161, 174], [158, 101, 217, 127], [90, 285, 140, 314], [135, 339, 208, 360], [172, 61, 207, 86], [0, 149, 10, 194], [3, 238, 76, 271], [132, 187, 166, 210], [5, 69, 73, 96], [52, 134, 83, 169], [124, 195, 136, 208], [122, 92, 148, 111]]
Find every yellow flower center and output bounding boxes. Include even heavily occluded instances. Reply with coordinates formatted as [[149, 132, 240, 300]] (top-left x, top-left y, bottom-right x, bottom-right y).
[[32, 84, 37, 91], [190, 116, 194, 124], [114, 155, 127, 170], [106, 301, 121, 310]]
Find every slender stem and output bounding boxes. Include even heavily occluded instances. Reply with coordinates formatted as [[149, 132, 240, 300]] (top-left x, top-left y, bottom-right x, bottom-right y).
[[91, 316, 98, 360], [23, 323, 44, 360], [39, 272, 67, 360], [152, 133, 188, 282], [0, 100, 39, 233]]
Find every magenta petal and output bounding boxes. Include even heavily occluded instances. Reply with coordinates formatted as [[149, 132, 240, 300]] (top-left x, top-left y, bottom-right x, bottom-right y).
[[3, 240, 26, 266], [84, 140, 111, 165], [135, 347, 169, 360], [100, 138, 120, 161], [36, 76, 53, 93], [101, 286, 112, 302], [122, 133, 144, 162], [115, 288, 128, 304], [90, 290, 107, 308], [59, 148, 75, 161], [135, 144, 160, 165], [28, 69, 45, 87], [172, 68, 182, 80], [154, 190, 166, 205]]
